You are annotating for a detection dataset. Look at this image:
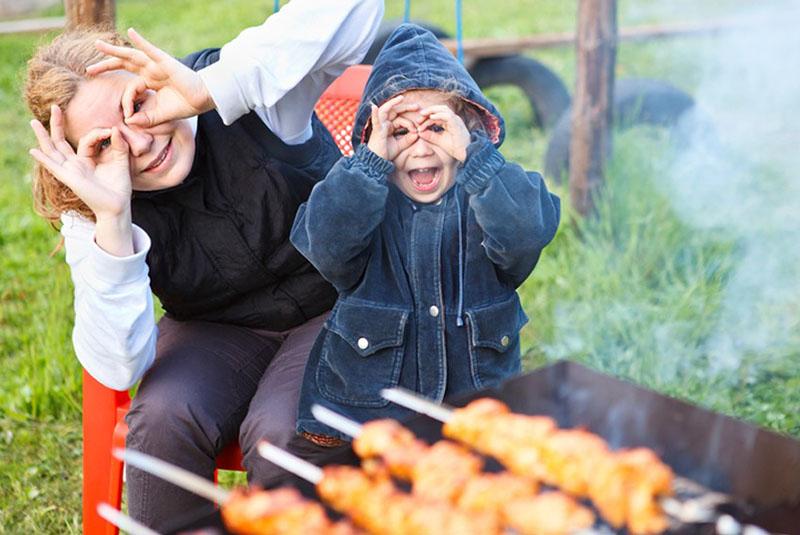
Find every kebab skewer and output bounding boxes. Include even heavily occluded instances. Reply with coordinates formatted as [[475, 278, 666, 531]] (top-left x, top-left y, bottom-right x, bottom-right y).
[[113, 448, 359, 535], [312, 404, 596, 535], [256, 441, 503, 535], [97, 502, 160, 535], [379, 389, 714, 535]]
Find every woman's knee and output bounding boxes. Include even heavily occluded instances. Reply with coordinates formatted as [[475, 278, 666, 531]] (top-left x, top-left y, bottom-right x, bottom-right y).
[[126, 385, 208, 455], [127, 330, 263, 455], [127, 372, 245, 457]]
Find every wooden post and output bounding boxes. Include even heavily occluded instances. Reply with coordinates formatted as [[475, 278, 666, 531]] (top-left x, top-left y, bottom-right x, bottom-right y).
[[568, 0, 617, 216], [65, 0, 115, 29]]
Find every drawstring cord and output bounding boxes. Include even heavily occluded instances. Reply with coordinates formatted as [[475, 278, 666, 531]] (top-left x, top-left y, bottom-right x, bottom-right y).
[[454, 186, 465, 327]]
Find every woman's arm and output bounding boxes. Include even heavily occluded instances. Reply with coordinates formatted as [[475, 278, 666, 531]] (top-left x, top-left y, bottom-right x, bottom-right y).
[[458, 134, 561, 288], [291, 145, 394, 292], [29, 95, 153, 390], [90, 0, 382, 145], [198, 0, 384, 144], [62, 214, 157, 390]]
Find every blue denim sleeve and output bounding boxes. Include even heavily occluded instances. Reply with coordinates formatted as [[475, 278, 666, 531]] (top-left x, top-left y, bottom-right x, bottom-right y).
[[291, 144, 395, 292], [457, 133, 561, 288]]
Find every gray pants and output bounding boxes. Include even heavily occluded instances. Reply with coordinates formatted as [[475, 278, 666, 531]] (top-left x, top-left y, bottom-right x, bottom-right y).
[[125, 312, 341, 530]]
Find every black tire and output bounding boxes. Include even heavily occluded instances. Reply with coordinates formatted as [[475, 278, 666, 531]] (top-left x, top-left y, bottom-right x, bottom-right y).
[[364, 19, 451, 65], [544, 78, 696, 182], [468, 55, 570, 130]]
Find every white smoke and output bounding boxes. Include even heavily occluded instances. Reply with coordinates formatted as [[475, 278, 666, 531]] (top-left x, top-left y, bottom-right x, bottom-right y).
[[543, 1, 800, 404], [657, 2, 800, 374]]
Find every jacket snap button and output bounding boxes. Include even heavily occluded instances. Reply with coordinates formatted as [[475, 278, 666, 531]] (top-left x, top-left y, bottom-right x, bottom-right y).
[[357, 337, 369, 350], [500, 335, 510, 347], [429, 305, 440, 317]]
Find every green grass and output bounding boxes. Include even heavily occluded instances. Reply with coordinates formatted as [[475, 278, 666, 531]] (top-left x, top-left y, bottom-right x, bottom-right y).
[[0, 419, 82, 532], [516, 127, 800, 436], [1, 0, 797, 531]]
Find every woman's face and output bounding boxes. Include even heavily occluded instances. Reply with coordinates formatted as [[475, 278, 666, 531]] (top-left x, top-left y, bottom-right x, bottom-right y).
[[65, 71, 195, 191]]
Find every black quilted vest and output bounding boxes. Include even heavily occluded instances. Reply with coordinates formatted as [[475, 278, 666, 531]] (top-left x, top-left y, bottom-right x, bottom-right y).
[[130, 48, 339, 329]]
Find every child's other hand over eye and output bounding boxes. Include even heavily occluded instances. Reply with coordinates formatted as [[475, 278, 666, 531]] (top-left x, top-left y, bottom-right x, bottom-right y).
[[367, 95, 421, 161], [418, 105, 470, 162]]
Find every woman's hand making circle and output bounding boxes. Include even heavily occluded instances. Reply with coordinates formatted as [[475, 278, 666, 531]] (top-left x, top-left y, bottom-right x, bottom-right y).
[[29, 105, 132, 220], [87, 28, 214, 129], [367, 95, 422, 161], [418, 105, 471, 162]]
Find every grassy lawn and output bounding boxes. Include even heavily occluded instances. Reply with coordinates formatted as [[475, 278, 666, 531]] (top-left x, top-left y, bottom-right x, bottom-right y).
[[1, 0, 798, 532]]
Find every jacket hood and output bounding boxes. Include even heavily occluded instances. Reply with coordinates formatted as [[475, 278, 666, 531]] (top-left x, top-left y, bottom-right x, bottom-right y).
[[353, 23, 505, 150]]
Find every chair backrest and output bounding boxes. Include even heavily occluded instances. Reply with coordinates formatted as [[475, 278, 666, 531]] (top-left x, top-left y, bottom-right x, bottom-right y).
[[314, 64, 371, 156]]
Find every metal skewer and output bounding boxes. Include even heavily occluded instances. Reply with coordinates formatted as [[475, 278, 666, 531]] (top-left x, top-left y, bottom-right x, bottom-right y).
[[715, 514, 770, 535], [113, 448, 230, 504], [311, 405, 364, 438], [97, 503, 161, 535], [257, 441, 324, 484], [381, 387, 453, 422]]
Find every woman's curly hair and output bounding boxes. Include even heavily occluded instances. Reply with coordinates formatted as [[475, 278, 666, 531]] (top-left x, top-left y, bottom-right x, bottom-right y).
[[25, 27, 130, 224]]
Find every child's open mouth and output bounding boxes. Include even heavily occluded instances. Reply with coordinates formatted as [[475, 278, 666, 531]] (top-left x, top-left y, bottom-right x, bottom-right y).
[[408, 167, 441, 192]]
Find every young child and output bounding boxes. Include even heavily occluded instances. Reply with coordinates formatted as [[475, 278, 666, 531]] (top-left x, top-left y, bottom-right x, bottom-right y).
[[290, 24, 560, 442]]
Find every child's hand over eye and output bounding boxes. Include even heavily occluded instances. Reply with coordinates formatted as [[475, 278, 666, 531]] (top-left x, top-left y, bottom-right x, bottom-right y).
[[367, 95, 420, 160], [418, 105, 470, 162]]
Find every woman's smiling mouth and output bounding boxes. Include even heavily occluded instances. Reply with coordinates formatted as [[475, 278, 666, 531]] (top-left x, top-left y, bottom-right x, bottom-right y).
[[142, 138, 172, 173]]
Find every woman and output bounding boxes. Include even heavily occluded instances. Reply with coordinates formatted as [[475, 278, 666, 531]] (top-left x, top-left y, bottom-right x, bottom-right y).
[[25, 0, 382, 528]]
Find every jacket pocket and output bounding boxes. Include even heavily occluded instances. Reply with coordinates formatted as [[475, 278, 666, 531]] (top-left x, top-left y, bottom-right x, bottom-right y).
[[466, 293, 528, 389], [317, 300, 409, 407]]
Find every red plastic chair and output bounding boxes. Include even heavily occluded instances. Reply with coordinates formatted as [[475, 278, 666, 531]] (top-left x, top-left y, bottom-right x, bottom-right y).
[[314, 64, 371, 156], [83, 64, 371, 535]]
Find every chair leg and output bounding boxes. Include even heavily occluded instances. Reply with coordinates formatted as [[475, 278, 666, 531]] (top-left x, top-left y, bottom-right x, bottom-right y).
[[108, 414, 128, 516], [82, 370, 130, 535]]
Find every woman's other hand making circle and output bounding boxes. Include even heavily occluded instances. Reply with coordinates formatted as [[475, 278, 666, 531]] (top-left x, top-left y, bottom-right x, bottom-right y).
[[30, 104, 132, 222], [29, 104, 139, 257], [88, 28, 214, 128]]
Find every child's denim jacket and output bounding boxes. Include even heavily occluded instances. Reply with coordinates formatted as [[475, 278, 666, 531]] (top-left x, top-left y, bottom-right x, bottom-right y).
[[290, 24, 561, 439]]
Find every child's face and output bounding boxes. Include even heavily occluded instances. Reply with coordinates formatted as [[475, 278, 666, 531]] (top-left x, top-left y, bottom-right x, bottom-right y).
[[388, 90, 465, 204]]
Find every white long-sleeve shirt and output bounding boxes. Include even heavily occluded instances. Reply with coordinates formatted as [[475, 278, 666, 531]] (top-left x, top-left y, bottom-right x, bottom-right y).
[[62, 0, 383, 390]]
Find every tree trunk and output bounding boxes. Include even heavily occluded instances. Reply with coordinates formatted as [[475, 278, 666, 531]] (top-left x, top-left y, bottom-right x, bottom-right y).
[[65, 0, 115, 29], [568, 0, 617, 216]]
